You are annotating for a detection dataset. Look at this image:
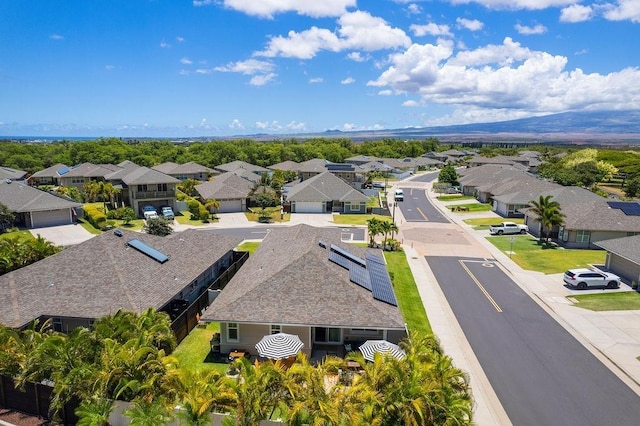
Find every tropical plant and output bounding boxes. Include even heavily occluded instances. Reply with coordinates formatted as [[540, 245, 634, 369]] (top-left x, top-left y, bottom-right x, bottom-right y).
[[366, 217, 382, 247], [178, 179, 198, 197], [124, 397, 174, 426], [204, 198, 220, 214], [144, 217, 173, 236], [120, 207, 137, 225], [379, 220, 398, 249], [438, 165, 459, 185], [0, 202, 15, 230], [75, 396, 114, 426], [624, 175, 640, 198], [528, 195, 566, 243], [175, 369, 235, 426]]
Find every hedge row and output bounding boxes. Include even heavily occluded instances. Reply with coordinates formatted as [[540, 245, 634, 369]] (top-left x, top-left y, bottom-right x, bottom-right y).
[[83, 205, 107, 229]]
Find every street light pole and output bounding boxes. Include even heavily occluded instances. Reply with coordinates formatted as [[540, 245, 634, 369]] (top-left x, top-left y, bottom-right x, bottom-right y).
[[391, 202, 397, 240]]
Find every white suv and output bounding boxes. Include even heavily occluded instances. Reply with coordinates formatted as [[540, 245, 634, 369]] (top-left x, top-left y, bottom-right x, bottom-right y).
[[563, 268, 620, 289]]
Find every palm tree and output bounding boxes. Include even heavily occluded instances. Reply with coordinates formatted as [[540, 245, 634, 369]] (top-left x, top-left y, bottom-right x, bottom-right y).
[[174, 368, 235, 426], [204, 198, 221, 217], [378, 220, 398, 249], [528, 195, 565, 244], [366, 217, 382, 247], [124, 397, 174, 426]]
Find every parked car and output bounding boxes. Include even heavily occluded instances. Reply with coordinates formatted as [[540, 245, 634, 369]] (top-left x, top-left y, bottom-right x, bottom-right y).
[[489, 222, 528, 235], [143, 211, 159, 220], [142, 205, 157, 214], [563, 268, 621, 289], [161, 206, 175, 220]]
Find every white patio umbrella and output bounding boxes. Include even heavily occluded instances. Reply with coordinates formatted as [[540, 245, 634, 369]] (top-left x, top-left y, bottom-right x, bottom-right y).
[[358, 340, 405, 362], [255, 332, 304, 360]]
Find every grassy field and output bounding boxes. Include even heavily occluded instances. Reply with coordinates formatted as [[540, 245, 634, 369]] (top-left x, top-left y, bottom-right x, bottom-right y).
[[384, 251, 431, 335], [236, 241, 261, 254], [487, 235, 606, 274], [332, 214, 390, 225], [464, 217, 523, 230], [244, 207, 290, 223], [172, 322, 228, 374], [570, 292, 640, 311], [175, 210, 209, 226], [0, 229, 36, 243], [437, 195, 476, 202], [448, 203, 492, 213]]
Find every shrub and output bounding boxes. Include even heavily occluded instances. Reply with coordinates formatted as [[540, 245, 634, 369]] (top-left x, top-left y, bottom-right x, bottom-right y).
[[83, 205, 107, 230], [187, 200, 201, 216]]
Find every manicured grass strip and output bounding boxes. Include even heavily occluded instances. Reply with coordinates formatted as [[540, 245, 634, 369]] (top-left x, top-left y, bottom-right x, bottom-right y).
[[0, 230, 36, 243], [175, 210, 206, 226], [173, 322, 228, 374], [570, 292, 640, 311], [367, 196, 380, 208], [384, 251, 431, 335], [447, 203, 492, 212], [244, 207, 290, 223], [487, 236, 606, 274], [436, 195, 476, 201], [332, 214, 390, 225], [464, 217, 523, 230], [76, 218, 103, 235], [236, 241, 260, 255]]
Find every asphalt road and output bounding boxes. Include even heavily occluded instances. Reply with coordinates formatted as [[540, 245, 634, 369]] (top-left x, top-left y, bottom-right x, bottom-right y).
[[207, 226, 365, 241], [408, 171, 439, 182], [395, 186, 450, 223], [427, 256, 640, 426]]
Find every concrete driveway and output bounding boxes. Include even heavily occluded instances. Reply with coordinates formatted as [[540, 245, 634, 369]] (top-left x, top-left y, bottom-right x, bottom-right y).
[[29, 224, 95, 246]]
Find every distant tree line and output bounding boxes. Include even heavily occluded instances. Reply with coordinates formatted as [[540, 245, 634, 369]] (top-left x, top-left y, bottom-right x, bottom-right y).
[[0, 137, 441, 174]]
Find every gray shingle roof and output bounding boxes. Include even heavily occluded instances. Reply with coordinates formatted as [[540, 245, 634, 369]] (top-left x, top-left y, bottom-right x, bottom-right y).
[[214, 161, 269, 174], [64, 163, 123, 178], [287, 172, 369, 203], [29, 164, 69, 179], [195, 172, 254, 200], [298, 158, 331, 173], [594, 235, 640, 265], [152, 161, 216, 175], [268, 161, 300, 171], [0, 167, 28, 180], [0, 229, 242, 328], [203, 225, 405, 330], [120, 167, 180, 185], [0, 180, 81, 212]]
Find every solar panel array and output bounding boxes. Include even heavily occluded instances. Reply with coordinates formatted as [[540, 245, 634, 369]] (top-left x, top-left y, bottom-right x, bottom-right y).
[[349, 264, 372, 290], [127, 239, 170, 264], [366, 253, 398, 306], [330, 244, 366, 267], [328, 250, 349, 269], [57, 166, 70, 175], [607, 201, 640, 216]]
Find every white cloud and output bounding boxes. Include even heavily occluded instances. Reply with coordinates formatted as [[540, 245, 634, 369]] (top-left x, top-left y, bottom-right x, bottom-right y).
[[575, 48, 588, 55], [347, 51, 369, 62], [309, 77, 323, 83], [602, 0, 640, 23], [456, 18, 484, 31], [378, 89, 393, 95], [105, 65, 115, 71], [160, 41, 171, 48], [49, 34, 64, 40], [254, 120, 306, 132], [249, 73, 277, 86], [448, 0, 576, 10], [193, 0, 214, 6], [411, 23, 453, 37], [407, 4, 421, 14], [195, 68, 213, 74], [341, 76, 355, 84], [367, 37, 640, 123], [179, 69, 190, 75], [176, 36, 185, 42], [214, 58, 274, 74], [180, 57, 193, 65], [402, 100, 420, 107], [515, 23, 547, 35], [216, 0, 355, 18], [286, 121, 306, 131], [199, 118, 211, 129], [256, 11, 410, 59], [229, 119, 244, 129], [560, 4, 594, 22], [342, 123, 358, 131]]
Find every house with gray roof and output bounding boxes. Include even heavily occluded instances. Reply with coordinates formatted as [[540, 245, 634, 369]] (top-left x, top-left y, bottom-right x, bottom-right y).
[[345, 155, 381, 166], [286, 171, 369, 213], [0, 179, 81, 228], [106, 165, 180, 216], [58, 162, 123, 189], [0, 166, 28, 181], [28, 163, 70, 186], [214, 160, 269, 175], [268, 160, 301, 172], [594, 234, 640, 285], [0, 228, 242, 331], [202, 225, 407, 357], [194, 172, 255, 212], [152, 161, 217, 181]]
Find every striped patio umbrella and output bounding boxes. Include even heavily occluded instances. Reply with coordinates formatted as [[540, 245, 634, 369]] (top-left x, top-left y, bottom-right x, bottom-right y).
[[359, 340, 405, 362], [255, 332, 304, 360]]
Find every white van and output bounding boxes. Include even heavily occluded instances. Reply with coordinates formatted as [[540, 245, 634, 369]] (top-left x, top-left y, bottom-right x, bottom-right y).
[[394, 189, 404, 201]]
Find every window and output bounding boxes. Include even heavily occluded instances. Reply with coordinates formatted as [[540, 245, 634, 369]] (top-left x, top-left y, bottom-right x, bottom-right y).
[[314, 327, 341, 343], [158, 183, 168, 192], [71, 177, 84, 184], [270, 325, 281, 335], [53, 317, 63, 332], [137, 184, 148, 192], [576, 230, 590, 243], [227, 322, 239, 342]]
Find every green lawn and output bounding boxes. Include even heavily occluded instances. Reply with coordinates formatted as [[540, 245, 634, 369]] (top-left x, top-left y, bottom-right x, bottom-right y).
[[570, 292, 640, 311], [447, 203, 492, 213], [244, 207, 290, 223], [487, 235, 606, 274], [436, 195, 476, 202], [367, 196, 380, 208], [76, 218, 103, 235], [0, 229, 35, 243], [172, 322, 228, 374], [236, 241, 261, 254], [175, 210, 208, 226], [332, 214, 390, 225], [384, 251, 431, 335], [464, 217, 524, 230]]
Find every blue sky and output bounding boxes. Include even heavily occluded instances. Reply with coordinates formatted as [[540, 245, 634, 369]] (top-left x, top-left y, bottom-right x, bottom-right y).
[[1, 0, 639, 137]]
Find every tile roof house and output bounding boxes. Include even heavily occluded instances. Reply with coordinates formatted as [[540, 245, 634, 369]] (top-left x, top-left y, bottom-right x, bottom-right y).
[[28, 164, 70, 186], [286, 171, 369, 213], [152, 161, 217, 181], [194, 172, 255, 212], [214, 160, 269, 175], [594, 234, 640, 284], [0, 179, 81, 228], [202, 225, 407, 356], [0, 228, 242, 331]]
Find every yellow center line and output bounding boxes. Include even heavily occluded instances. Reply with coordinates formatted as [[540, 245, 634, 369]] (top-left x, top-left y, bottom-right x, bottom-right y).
[[458, 260, 503, 313], [416, 207, 429, 221]]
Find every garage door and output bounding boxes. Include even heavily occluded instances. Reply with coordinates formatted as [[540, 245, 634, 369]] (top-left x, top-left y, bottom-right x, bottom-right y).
[[31, 209, 72, 228], [218, 199, 243, 213], [609, 254, 640, 283], [294, 202, 324, 213]]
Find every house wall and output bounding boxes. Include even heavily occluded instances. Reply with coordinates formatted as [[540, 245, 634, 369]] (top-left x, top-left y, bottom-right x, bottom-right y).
[[219, 323, 312, 357], [344, 201, 366, 214], [59, 176, 92, 189], [495, 201, 527, 218], [559, 229, 628, 249], [607, 253, 640, 284]]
